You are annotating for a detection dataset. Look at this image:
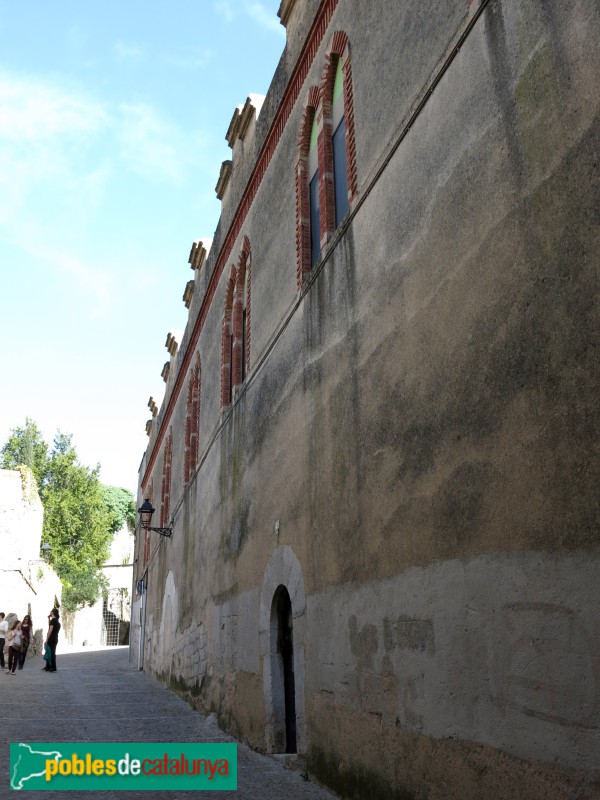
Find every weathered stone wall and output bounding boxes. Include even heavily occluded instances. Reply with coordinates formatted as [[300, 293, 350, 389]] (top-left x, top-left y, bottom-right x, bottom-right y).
[[0, 469, 63, 659], [0, 469, 44, 567], [134, 1, 600, 797]]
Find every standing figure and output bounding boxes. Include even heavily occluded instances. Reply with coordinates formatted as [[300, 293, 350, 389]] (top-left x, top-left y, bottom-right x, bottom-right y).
[[18, 615, 33, 670], [0, 613, 8, 670], [6, 620, 22, 674], [43, 608, 60, 673]]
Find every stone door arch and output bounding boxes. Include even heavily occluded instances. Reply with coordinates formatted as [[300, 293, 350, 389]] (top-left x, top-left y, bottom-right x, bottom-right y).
[[260, 546, 307, 755]]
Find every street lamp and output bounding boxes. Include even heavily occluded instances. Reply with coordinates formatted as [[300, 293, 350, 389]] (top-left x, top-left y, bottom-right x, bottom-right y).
[[40, 542, 52, 562], [137, 499, 173, 538]]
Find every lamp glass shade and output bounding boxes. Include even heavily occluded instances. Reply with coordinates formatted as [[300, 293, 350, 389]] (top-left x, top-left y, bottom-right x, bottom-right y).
[[138, 498, 155, 529]]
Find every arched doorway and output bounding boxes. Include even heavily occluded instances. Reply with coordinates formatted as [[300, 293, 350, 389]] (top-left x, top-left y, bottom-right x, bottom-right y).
[[271, 585, 297, 753], [260, 546, 306, 755]]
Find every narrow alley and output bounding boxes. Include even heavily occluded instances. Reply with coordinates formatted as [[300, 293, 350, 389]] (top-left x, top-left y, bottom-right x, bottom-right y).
[[0, 646, 337, 799]]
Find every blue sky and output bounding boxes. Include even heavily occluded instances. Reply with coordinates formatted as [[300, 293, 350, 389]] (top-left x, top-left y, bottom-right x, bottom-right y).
[[0, 1, 285, 493]]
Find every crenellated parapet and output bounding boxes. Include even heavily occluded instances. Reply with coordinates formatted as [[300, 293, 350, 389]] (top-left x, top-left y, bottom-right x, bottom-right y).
[[215, 160, 232, 201], [277, 0, 297, 27], [226, 94, 266, 149], [183, 280, 194, 309], [189, 240, 208, 272], [165, 332, 179, 358]]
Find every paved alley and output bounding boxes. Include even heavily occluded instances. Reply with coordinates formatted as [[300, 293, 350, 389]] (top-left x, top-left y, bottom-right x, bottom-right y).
[[0, 646, 338, 799]]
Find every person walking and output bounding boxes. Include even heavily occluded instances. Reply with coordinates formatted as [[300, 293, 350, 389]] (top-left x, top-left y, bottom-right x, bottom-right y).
[[43, 609, 60, 673], [18, 614, 33, 670], [0, 613, 8, 670], [6, 620, 22, 675]]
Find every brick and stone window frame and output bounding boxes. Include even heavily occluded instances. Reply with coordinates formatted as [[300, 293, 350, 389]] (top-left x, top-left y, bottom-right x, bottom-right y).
[[320, 31, 357, 229], [295, 31, 357, 288], [184, 354, 201, 485], [295, 85, 320, 287], [221, 237, 252, 411], [160, 428, 173, 527]]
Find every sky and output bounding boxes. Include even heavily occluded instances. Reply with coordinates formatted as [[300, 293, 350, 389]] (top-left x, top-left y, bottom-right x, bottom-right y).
[[0, 1, 286, 494]]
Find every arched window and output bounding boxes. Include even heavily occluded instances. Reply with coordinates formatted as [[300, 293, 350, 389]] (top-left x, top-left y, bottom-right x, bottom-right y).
[[308, 114, 320, 267], [320, 31, 357, 233], [234, 236, 251, 385], [184, 355, 201, 485], [222, 238, 252, 411], [331, 59, 348, 226], [295, 34, 356, 288], [295, 86, 320, 287], [160, 429, 173, 528], [221, 266, 237, 410]]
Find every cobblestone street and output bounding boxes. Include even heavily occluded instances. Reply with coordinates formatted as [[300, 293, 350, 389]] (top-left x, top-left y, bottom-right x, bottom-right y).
[[0, 646, 337, 800]]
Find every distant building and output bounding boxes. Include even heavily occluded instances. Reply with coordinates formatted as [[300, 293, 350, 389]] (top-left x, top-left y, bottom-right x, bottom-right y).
[[67, 523, 134, 648], [131, 1, 600, 798]]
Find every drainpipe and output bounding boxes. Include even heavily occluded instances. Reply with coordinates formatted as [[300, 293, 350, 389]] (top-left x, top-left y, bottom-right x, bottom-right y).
[[137, 578, 147, 671]]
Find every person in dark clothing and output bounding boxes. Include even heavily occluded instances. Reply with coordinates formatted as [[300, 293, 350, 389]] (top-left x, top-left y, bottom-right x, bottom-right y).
[[0, 613, 8, 670], [18, 614, 33, 669], [43, 609, 60, 672]]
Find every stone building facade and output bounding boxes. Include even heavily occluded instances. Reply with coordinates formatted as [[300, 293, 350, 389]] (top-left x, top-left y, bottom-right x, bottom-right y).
[[131, 1, 600, 798]]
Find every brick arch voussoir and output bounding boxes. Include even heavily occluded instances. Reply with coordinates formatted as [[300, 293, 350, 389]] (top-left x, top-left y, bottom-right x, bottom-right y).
[[225, 265, 237, 309], [320, 30, 349, 98], [331, 29, 348, 56], [238, 235, 251, 271], [297, 86, 320, 155], [322, 30, 357, 203]]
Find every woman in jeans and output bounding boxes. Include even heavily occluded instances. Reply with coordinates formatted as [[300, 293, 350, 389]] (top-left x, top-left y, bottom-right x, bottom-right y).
[[18, 614, 32, 670], [6, 620, 22, 675]]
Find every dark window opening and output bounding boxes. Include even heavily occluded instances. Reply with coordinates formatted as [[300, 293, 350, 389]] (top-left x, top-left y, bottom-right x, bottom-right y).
[[228, 332, 233, 404], [241, 306, 247, 382], [333, 117, 349, 227], [277, 589, 297, 753], [309, 170, 320, 267]]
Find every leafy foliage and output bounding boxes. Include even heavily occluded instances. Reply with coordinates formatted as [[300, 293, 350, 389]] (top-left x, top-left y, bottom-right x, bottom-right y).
[[1, 422, 132, 612], [40, 432, 113, 610], [102, 485, 137, 534], [0, 418, 49, 487]]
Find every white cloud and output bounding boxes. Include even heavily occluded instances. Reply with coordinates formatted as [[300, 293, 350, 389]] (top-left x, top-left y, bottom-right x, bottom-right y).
[[117, 102, 209, 184], [244, 2, 285, 35], [0, 74, 108, 142], [162, 49, 213, 70], [0, 70, 212, 319], [114, 41, 145, 62], [0, 73, 115, 315], [118, 103, 187, 184], [34, 246, 114, 318], [0, 69, 209, 207], [0, 72, 110, 222], [214, 0, 234, 22]]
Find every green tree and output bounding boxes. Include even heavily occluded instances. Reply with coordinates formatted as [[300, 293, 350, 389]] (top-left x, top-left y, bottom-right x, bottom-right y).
[[41, 432, 113, 610], [1, 422, 130, 611], [42, 431, 112, 610], [0, 417, 48, 487], [102, 485, 136, 534]]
